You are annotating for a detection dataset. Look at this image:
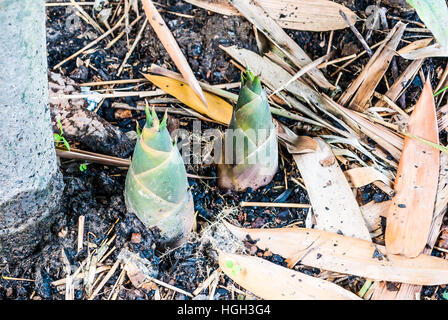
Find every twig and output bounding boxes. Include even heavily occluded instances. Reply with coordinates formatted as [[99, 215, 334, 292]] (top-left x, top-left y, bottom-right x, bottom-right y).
[[105, 15, 143, 49], [269, 53, 331, 97], [70, 0, 105, 34], [88, 259, 120, 300], [79, 78, 147, 87], [144, 276, 194, 298], [193, 269, 219, 296], [46, 1, 95, 6], [117, 19, 148, 76], [240, 201, 311, 209], [53, 15, 125, 69], [77, 215, 85, 253], [340, 9, 372, 56]]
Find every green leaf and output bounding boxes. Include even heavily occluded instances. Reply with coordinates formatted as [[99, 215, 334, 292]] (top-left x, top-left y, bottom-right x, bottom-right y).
[[434, 85, 448, 97], [403, 131, 448, 154], [443, 290, 448, 300], [57, 118, 64, 135], [160, 111, 168, 131], [54, 133, 61, 142], [79, 164, 87, 172], [62, 137, 71, 151], [407, 0, 448, 49]]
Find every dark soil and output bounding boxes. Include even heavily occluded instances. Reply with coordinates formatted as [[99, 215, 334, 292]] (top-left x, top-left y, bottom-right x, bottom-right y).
[[1, 0, 447, 300]]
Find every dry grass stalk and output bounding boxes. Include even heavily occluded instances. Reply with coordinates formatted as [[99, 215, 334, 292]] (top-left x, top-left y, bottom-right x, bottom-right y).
[[117, 19, 148, 75], [53, 15, 125, 69]]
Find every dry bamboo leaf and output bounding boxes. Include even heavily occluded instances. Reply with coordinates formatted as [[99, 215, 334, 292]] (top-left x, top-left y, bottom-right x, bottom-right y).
[[385, 78, 440, 258], [360, 200, 390, 232], [324, 96, 403, 161], [400, 43, 448, 59], [143, 74, 233, 125], [397, 38, 433, 56], [374, 59, 424, 109], [224, 222, 448, 285], [438, 103, 448, 132], [292, 138, 371, 241], [229, 0, 334, 90], [141, 0, 208, 108], [186, 0, 357, 31], [372, 152, 448, 300], [218, 251, 361, 300], [338, 22, 406, 112], [345, 167, 392, 188]]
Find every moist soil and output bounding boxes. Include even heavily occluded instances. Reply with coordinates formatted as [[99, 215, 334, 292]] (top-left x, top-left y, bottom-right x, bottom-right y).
[[1, 0, 448, 300]]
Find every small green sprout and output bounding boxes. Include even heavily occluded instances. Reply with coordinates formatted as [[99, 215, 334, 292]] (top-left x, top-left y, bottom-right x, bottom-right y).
[[225, 259, 241, 276], [79, 163, 88, 172], [443, 290, 448, 300], [54, 118, 70, 151]]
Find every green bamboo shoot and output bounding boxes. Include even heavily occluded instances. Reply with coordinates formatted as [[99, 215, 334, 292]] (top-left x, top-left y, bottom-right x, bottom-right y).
[[218, 70, 278, 191], [125, 107, 194, 245]]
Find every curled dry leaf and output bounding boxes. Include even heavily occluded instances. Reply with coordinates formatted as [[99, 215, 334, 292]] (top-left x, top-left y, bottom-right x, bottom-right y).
[[143, 74, 233, 125], [186, 0, 357, 31], [385, 78, 440, 257], [276, 122, 319, 154], [223, 221, 448, 285], [218, 251, 361, 300], [344, 167, 392, 189]]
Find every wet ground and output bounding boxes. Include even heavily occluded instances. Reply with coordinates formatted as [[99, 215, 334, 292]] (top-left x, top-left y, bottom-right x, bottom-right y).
[[1, 0, 447, 300]]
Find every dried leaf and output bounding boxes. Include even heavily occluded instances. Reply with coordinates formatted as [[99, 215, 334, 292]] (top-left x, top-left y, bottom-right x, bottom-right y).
[[292, 138, 371, 240], [218, 251, 361, 300], [143, 74, 233, 125], [276, 122, 319, 154], [371, 153, 448, 300], [337, 22, 406, 112], [360, 200, 390, 233], [186, 0, 357, 31], [385, 78, 440, 257], [397, 38, 433, 56], [224, 222, 448, 285], [141, 0, 208, 108], [229, 0, 334, 89], [345, 167, 392, 188], [399, 43, 448, 59]]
